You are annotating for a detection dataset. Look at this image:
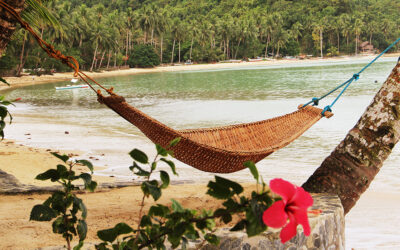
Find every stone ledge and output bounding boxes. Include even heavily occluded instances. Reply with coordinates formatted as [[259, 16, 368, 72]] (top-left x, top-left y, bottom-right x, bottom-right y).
[[197, 194, 344, 250]]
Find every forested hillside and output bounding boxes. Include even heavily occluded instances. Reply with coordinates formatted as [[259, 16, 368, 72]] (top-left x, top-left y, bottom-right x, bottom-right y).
[[1, 0, 399, 74]]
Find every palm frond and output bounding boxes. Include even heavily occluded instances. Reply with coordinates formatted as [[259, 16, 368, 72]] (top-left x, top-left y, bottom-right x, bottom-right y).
[[22, 0, 63, 34]]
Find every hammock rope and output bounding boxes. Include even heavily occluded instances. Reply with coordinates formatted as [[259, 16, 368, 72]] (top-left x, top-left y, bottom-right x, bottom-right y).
[[303, 37, 400, 116], [1, 1, 397, 173]]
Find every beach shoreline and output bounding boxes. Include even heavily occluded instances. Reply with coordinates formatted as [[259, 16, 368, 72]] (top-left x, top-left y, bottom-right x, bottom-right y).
[[2, 53, 399, 93]]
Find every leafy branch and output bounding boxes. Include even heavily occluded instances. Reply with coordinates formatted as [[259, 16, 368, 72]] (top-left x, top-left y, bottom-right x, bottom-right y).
[[30, 153, 97, 250], [96, 139, 277, 249]]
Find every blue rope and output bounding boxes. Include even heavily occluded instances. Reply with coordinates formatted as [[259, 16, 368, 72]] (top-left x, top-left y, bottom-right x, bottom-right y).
[[303, 37, 400, 116]]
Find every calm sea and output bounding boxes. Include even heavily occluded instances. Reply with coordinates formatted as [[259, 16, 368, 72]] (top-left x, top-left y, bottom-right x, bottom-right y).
[[4, 57, 400, 249]]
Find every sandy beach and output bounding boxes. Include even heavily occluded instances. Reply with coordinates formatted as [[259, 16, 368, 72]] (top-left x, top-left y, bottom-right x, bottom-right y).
[[3, 53, 398, 92]]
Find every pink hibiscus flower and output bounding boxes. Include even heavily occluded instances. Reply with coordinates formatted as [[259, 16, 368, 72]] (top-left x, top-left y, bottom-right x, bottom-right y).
[[262, 178, 313, 243]]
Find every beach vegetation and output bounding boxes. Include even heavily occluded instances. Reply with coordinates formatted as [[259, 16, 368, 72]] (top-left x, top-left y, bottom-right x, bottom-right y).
[[30, 153, 97, 250], [31, 139, 313, 249]]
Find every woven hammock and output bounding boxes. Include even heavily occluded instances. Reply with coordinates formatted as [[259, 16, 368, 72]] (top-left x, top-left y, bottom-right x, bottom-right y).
[[98, 94, 332, 173]]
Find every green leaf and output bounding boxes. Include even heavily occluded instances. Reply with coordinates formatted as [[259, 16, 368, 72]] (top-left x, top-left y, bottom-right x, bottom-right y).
[[129, 149, 148, 164], [171, 199, 184, 212], [169, 137, 181, 147], [97, 228, 118, 243], [56, 164, 69, 179], [230, 220, 246, 232], [140, 215, 152, 227], [0, 106, 7, 119], [207, 176, 243, 199], [76, 159, 94, 173], [73, 241, 84, 250], [114, 223, 133, 235], [97, 223, 133, 243], [30, 204, 57, 221], [73, 197, 87, 219], [51, 152, 69, 163], [160, 158, 177, 176], [77, 220, 88, 241], [35, 169, 60, 182], [52, 217, 66, 234], [244, 161, 259, 182], [156, 144, 168, 156], [142, 182, 161, 201], [149, 204, 170, 217], [204, 233, 220, 245], [160, 170, 170, 189], [130, 162, 150, 177], [0, 78, 9, 86]]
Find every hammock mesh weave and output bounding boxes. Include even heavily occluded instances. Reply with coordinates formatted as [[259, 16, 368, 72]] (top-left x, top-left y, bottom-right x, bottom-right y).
[[99, 94, 332, 173]]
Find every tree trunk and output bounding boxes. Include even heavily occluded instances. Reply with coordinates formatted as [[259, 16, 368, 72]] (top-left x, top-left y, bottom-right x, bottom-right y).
[[98, 50, 105, 70], [106, 51, 111, 69], [355, 35, 358, 55], [303, 61, 400, 214], [234, 39, 241, 59], [189, 37, 193, 60], [0, 0, 26, 56], [171, 39, 175, 64], [265, 36, 270, 58], [320, 29, 323, 58], [114, 51, 117, 68], [16, 30, 27, 76], [90, 43, 98, 72], [178, 41, 181, 63], [337, 32, 340, 54], [160, 35, 163, 63]]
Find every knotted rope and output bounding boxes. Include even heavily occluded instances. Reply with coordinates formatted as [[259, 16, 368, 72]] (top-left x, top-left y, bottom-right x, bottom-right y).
[[303, 37, 400, 116], [0, 0, 113, 97]]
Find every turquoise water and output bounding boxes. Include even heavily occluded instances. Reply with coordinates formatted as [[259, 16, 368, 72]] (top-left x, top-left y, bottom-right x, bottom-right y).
[[3, 57, 400, 249]]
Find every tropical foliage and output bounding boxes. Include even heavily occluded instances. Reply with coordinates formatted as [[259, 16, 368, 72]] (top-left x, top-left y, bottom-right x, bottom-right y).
[[1, 0, 399, 74]]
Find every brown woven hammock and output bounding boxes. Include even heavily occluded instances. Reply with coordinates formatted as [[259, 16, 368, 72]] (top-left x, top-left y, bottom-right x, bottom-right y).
[[98, 94, 332, 173]]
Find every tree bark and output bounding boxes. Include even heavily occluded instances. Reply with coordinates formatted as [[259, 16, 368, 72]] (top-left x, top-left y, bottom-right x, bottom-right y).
[[98, 50, 105, 70], [303, 61, 400, 214], [90, 43, 98, 72], [320, 29, 323, 58], [171, 39, 175, 64], [0, 0, 26, 56]]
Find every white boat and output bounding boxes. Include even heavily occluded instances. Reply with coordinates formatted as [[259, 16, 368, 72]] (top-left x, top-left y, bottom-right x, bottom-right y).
[[55, 84, 89, 90]]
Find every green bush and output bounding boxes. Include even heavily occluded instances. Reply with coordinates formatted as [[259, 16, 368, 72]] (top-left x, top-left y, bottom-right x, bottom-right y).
[[128, 44, 160, 68]]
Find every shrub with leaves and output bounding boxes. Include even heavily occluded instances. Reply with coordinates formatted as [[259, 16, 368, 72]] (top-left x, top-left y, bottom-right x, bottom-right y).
[[0, 78, 19, 139], [30, 153, 98, 250], [95, 139, 280, 249]]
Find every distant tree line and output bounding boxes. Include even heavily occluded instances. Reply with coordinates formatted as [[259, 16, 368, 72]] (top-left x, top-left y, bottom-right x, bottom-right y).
[[1, 0, 399, 74]]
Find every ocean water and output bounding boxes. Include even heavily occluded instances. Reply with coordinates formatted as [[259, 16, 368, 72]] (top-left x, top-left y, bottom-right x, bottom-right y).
[[3, 57, 400, 249]]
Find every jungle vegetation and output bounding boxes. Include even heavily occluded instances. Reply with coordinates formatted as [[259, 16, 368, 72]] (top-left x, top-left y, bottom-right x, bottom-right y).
[[1, 0, 399, 74]]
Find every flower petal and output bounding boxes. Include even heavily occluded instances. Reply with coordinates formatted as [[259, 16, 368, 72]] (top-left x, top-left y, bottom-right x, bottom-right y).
[[269, 178, 296, 203], [292, 208, 311, 236], [292, 187, 313, 208], [262, 200, 288, 228], [279, 213, 297, 243]]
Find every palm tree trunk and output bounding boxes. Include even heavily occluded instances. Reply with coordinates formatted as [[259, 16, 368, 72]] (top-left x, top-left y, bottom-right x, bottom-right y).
[[171, 39, 175, 64], [189, 37, 194, 60], [355, 35, 358, 55], [178, 41, 181, 63], [303, 61, 400, 214], [98, 51, 106, 70], [265, 36, 270, 58], [160, 35, 163, 63], [90, 43, 98, 72], [320, 29, 323, 58], [234, 39, 241, 59], [16, 30, 27, 76], [0, 0, 26, 56], [106, 51, 111, 69], [337, 32, 340, 54], [114, 51, 117, 68]]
